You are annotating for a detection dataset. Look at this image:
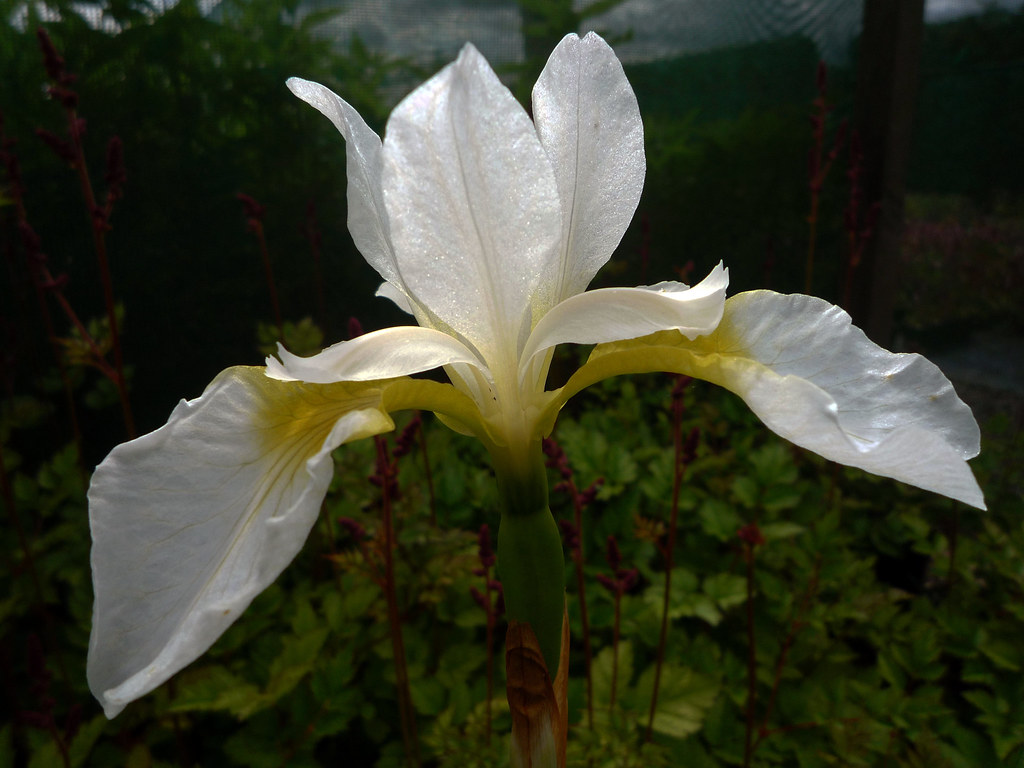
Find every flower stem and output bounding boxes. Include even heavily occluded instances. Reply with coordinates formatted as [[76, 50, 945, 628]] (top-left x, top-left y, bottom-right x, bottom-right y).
[[494, 442, 565, 679], [376, 437, 420, 768]]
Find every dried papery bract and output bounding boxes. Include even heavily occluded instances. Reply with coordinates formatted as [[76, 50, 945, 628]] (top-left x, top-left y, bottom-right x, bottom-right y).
[[506, 608, 569, 768]]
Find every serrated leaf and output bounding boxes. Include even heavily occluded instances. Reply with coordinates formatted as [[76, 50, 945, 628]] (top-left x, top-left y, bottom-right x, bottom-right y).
[[703, 573, 747, 610], [67, 715, 108, 767], [409, 676, 446, 716], [633, 664, 719, 739], [761, 522, 805, 541], [169, 665, 261, 715], [591, 640, 634, 706], [698, 498, 742, 541], [731, 476, 759, 508]]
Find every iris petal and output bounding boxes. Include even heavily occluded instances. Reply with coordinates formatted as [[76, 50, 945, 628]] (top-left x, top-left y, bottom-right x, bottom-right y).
[[520, 263, 728, 381], [532, 32, 646, 303], [285, 78, 402, 292], [87, 368, 396, 717], [380, 43, 563, 370], [266, 325, 484, 384], [557, 291, 984, 509]]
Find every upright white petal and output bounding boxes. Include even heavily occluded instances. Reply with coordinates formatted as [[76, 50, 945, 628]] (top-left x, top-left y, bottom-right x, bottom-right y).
[[286, 78, 403, 291], [87, 368, 394, 717], [381, 43, 563, 371], [532, 32, 646, 302], [266, 325, 485, 384]]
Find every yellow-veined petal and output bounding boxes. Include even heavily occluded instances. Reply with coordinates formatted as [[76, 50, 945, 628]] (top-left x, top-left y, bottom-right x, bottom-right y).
[[88, 367, 483, 717]]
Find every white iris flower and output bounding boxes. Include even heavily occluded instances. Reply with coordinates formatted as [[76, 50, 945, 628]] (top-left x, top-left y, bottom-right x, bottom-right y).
[[87, 33, 983, 719]]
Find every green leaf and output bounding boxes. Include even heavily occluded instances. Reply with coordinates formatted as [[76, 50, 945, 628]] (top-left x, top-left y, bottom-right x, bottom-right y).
[[760, 522, 805, 541], [698, 498, 742, 541], [634, 664, 719, 739], [0, 725, 11, 768], [702, 572, 747, 610], [591, 640, 634, 705], [731, 476, 759, 508], [410, 676, 446, 716], [168, 665, 261, 715]]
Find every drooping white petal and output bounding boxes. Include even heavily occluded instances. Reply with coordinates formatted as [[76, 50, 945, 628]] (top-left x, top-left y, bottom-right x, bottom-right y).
[[520, 263, 728, 380], [87, 368, 395, 718], [266, 325, 484, 384], [560, 291, 984, 509], [380, 43, 563, 371], [532, 32, 645, 302], [286, 78, 403, 290]]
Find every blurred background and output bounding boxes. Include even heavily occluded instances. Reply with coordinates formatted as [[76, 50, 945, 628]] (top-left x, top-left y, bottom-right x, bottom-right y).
[[2, 1, 1023, 766]]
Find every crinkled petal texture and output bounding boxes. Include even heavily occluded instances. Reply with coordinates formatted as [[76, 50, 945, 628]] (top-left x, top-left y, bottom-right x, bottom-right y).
[[560, 291, 984, 509], [87, 368, 478, 718]]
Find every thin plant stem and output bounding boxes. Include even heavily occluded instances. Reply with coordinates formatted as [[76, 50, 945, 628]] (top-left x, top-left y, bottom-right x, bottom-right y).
[[254, 219, 283, 341], [238, 194, 283, 341], [755, 558, 820, 752], [37, 28, 135, 437], [738, 522, 764, 768], [610, 589, 621, 711], [544, 438, 596, 728], [375, 437, 420, 768], [744, 543, 756, 767], [804, 61, 846, 295], [1, 118, 83, 457], [646, 376, 690, 741], [570, 487, 594, 727], [303, 200, 327, 332], [417, 420, 437, 526]]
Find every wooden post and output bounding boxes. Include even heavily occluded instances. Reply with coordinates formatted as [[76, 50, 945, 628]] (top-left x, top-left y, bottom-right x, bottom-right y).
[[848, 0, 926, 346]]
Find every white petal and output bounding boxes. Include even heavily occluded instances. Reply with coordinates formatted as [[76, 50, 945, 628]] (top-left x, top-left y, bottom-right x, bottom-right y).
[[570, 291, 984, 508], [716, 292, 981, 461], [532, 32, 645, 301], [266, 325, 484, 384], [87, 368, 395, 717], [380, 44, 562, 371], [520, 263, 728, 380], [286, 78, 403, 289]]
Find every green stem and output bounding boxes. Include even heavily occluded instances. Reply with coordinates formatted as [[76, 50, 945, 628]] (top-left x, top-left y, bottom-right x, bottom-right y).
[[495, 445, 565, 677]]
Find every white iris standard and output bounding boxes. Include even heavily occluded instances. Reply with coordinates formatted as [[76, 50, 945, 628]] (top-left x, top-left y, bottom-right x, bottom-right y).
[[87, 32, 984, 723]]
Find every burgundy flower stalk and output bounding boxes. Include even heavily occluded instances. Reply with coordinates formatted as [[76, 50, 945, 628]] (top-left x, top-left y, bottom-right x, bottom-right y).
[[840, 130, 880, 309], [391, 412, 437, 526], [302, 200, 328, 330], [597, 535, 638, 710], [647, 374, 699, 740], [371, 433, 420, 767], [740, 521, 765, 768], [35, 27, 135, 437], [804, 60, 847, 294], [237, 193, 283, 340], [543, 436, 602, 727], [18, 635, 75, 768], [470, 524, 503, 744]]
